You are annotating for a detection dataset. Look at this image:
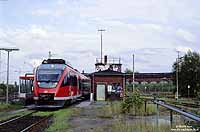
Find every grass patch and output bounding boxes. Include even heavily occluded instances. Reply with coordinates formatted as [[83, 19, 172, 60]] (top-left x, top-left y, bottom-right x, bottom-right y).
[[97, 101, 121, 118], [0, 102, 23, 112], [97, 101, 168, 118], [0, 102, 26, 121], [33, 110, 54, 117], [45, 108, 73, 132], [110, 120, 172, 132]]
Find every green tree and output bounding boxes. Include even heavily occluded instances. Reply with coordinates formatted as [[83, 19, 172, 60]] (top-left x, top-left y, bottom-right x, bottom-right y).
[[172, 51, 200, 97], [0, 83, 6, 96], [124, 68, 133, 74], [0, 83, 18, 96], [124, 68, 139, 74]]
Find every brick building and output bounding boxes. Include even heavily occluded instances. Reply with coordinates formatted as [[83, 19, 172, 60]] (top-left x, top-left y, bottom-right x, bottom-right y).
[[89, 71, 173, 101], [90, 69, 125, 100]]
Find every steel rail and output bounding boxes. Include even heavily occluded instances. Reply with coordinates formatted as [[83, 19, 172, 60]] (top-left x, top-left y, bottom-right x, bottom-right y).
[[154, 100, 200, 122], [0, 111, 37, 126], [20, 114, 53, 132]]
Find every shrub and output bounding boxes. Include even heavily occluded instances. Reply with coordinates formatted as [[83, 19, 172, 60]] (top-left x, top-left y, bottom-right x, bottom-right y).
[[121, 89, 143, 114]]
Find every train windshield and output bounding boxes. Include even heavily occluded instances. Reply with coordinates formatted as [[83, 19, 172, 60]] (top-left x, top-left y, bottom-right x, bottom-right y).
[[37, 69, 63, 88]]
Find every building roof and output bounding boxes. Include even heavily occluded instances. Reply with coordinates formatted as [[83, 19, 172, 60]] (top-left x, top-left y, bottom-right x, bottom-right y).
[[86, 70, 173, 79], [92, 69, 124, 76], [125, 72, 173, 79]]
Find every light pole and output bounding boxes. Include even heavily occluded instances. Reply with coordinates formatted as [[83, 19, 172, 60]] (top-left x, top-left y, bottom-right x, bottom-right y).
[[0, 48, 19, 104], [188, 85, 190, 98], [132, 54, 135, 92], [176, 50, 180, 100], [0, 51, 1, 83], [98, 29, 106, 63]]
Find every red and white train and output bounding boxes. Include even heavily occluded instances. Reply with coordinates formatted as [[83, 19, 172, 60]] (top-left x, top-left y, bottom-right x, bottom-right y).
[[33, 59, 91, 108]]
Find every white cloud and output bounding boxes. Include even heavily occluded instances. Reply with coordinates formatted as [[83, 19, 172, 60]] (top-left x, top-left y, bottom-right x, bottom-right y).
[[79, 0, 180, 23], [32, 9, 51, 16], [176, 46, 193, 53], [30, 25, 48, 38], [29, 59, 43, 68], [176, 29, 196, 43]]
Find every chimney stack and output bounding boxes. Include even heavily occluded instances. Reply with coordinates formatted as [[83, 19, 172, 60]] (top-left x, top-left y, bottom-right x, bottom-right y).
[[104, 55, 107, 65]]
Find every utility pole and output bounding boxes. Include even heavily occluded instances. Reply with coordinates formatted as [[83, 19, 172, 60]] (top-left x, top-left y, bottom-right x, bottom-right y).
[[0, 51, 1, 83], [0, 48, 19, 104], [132, 54, 135, 92], [176, 51, 180, 100], [98, 29, 106, 63], [6, 51, 10, 104]]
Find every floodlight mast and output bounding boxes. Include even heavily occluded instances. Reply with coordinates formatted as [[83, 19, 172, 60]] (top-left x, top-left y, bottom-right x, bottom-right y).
[[0, 48, 19, 104], [176, 50, 180, 100], [132, 54, 135, 92], [98, 29, 106, 63]]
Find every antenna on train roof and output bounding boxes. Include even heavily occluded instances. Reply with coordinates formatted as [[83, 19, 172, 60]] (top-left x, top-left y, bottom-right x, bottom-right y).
[[48, 51, 52, 59]]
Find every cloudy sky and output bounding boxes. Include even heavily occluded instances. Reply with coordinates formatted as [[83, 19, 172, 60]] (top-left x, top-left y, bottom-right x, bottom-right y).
[[0, 0, 200, 83]]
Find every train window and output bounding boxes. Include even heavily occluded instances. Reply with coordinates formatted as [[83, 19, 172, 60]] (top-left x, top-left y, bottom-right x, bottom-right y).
[[81, 79, 91, 95], [61, 73, 70, 87], [79, 80, 82, 90], [37, 69, 63, 82], [71, 75, 77, 86]]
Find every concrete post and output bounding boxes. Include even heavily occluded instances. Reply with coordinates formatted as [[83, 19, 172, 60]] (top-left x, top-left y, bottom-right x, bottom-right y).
[[170, 110, 173, 126], [145, 100, 147, 114], [156, 104, 159, 127], [90, 74, 95, 102]]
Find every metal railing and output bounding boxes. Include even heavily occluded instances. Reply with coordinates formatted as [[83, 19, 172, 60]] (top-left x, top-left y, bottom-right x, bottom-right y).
[[154, 100, 200, 122], [96, 58, 121, 64]]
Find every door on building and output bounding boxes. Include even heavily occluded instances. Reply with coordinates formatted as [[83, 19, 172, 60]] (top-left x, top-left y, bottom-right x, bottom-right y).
[[96, 84, 106, 101]]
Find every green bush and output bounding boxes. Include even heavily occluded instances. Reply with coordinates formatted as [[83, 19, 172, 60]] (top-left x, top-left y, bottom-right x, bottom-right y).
[[197, 91, 200, 101], [121, 89, 143, 114]]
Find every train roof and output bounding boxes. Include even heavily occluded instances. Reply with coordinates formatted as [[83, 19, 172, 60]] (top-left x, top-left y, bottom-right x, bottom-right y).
[[39, 59, 75, 70], [42, 59, 66, 64], [79, 73, 90, 80], [39, 59, 89, 80], [38, 64, 66, 70]]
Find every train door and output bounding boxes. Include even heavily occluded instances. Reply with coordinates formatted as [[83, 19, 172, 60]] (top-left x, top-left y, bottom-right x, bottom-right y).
[[77, 75, 80, 96], [69, 72, 78, 98], [96, 83, 106, 101]]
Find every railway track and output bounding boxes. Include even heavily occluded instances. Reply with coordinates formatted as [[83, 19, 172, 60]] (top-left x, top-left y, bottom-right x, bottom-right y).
[[178, 102, 200, 108], [0, 111, 53, 132]]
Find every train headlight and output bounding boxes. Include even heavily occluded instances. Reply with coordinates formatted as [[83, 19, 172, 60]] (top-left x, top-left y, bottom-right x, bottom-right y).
[[50, 82, 58, 88], [53, 82, 58, 87]]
